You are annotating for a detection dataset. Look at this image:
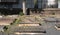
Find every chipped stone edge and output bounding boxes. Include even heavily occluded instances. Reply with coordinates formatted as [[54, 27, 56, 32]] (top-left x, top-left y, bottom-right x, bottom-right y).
[[55, 26, 60, 30]]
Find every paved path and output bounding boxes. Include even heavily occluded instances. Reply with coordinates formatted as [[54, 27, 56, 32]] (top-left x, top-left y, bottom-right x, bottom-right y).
[[20, 16, 42, 24], [19, 16, 60, 35], [0, 15, 60, 35], [41, 22, 60, 35]]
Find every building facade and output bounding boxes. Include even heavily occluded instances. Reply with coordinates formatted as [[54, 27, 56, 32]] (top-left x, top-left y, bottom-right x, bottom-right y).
[[0, 0, 59, 15]]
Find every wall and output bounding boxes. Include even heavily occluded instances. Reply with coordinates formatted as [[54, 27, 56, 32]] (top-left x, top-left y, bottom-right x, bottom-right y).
[[30, 8, 60, 15]]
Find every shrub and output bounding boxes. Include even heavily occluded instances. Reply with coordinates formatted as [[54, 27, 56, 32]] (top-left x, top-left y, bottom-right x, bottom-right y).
[[10, 19, 17, 25], [19, 12, 24, 16], [3, 26, 8, 31], [10, 23, 13, 25], [13, 19, 17, 23], [39, 24, 41, 26], [52, 13, 55, 15]]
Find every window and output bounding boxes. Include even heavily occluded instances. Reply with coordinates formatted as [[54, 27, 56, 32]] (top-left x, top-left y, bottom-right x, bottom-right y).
[[48, 0, 55, 5], [26, 0, 34, 8], [4, 4, 12, 8], [0, 0, 18, 4], [38, 0, 47, 8], [38, 0, 58, 8], [47, 0, 58, 8], [1, 0, 17, 2]]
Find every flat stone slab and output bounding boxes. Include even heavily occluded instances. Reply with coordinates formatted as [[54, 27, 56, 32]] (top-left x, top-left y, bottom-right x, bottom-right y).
[[20, 15, 43, 24], [0, 15, 19, 25], [14, 26, 46, 33], [0, 19, 13, 25], [44, 17, 57, 22], [0, 17, 15, 25], [55, 26, 60, 30], [15, 32, 45, 35], [55, 24, 60, 30], [19, 23, 40, 26], [55, 24, 60, 28]]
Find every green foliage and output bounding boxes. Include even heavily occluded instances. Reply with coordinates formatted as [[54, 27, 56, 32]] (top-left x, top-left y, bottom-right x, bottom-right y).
[[10, 18, 21, 25], [52, 13, 55, 15], [15, 18, 20, 24], [13, 19, 17, 23], [19, 12, 24, 16], [34, 0, 38, 8], [3, 26, 8, 31], [39, 23, 41, 26], [10, 19, 17, 25], [34, 0, 37, 5], [10, 23, 13, 25]]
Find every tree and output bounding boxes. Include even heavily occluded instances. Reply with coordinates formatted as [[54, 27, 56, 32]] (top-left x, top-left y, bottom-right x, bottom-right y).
[[34, 0, 38, 8]]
